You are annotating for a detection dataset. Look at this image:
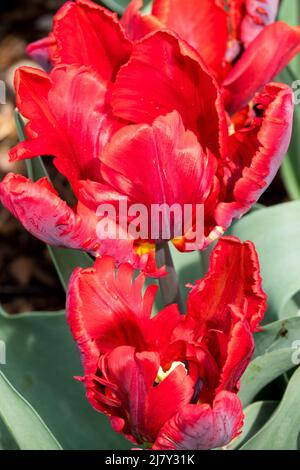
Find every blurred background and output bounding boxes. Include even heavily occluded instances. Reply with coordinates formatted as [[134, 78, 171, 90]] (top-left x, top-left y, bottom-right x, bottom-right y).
[[0, 1, 67, 313], [0, 0, 296, 313]]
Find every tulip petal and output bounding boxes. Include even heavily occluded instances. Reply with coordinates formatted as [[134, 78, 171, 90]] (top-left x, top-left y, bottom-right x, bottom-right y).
[[223, 22, 300, 113], [0, 173, 99, 252], [151, 0, 228, 76], [10, 65, 120, 190], [216, 316, 254, 394], [228, 1, 279, 45], [52, 0, 132, 81], [10, 67, 56, 159], [26, 34, 57, 71], [112, 31, 227, 157], [121, 0, 164, 41], [153, 391, 243, 450], [216, 83, 293, 227], [240, 0, 279, 47], [101, 111, 215, 214], [107, 346, 160, 442], [78, 179, 127, 211], [148, 304, 181, 357], [187, 236, 267, 334], [143, 363, 194, 443]]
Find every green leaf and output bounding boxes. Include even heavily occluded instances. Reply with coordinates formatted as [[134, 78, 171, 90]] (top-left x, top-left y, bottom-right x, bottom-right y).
[[254, 315, 300, 359], [239, 348, 296, 407], [277, 0, 300, 200], [47, 248, 93, 291], [0, 309, 130, 450], [15, 111, 94, 290], [100, 0, 151, 14], [238, 316, 300, 407], [0, 418, 18, 450], [0, 371, 62, 450], [279, 0, 300, 28], [276, 66, 300, 201], [281, 152, 300, 201], [240, 366, 300, 449], [229, 201, 300, 321], [226, 401, 278, 450]]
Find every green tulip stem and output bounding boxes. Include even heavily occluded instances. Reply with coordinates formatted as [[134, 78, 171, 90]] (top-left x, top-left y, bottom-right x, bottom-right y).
[[155, 241, 184, 314]]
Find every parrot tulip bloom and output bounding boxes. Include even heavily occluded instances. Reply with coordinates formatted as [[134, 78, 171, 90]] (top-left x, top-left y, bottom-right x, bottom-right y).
[[121, 0, 300, 114], [27, 0, 300, 114], [0, 0, 294, 274], [67, 236, 267, 449]]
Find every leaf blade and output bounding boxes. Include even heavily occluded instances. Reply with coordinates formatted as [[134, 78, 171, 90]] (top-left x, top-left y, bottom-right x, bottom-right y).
[[0, 309, 130, 450], [240, 366, 300, 450], [0, 371, 62, 450]]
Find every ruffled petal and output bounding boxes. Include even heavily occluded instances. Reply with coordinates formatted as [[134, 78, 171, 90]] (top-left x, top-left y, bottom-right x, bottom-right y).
[[223, 22, 300, 113], [10, 67, 56, 160], [10, 65, 120, 190], [67, 257, 157, 366], [153, 391, 243, 450], [112, 30, 227, 158], [0, 173, 99, 252], [151, 0, 228, 76], [216, 83, 293, 227], [187, 236, 267, 334], [52, 0, 132, 81]]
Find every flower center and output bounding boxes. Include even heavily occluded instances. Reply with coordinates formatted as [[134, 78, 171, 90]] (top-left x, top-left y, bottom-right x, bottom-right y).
[[155, 361, 187, 384]]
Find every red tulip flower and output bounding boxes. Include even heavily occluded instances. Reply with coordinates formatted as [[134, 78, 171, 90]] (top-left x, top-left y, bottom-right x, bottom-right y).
[[0, 0, 294, 274], [122, 0, 300, 114], [67, 236, 267, 449]]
